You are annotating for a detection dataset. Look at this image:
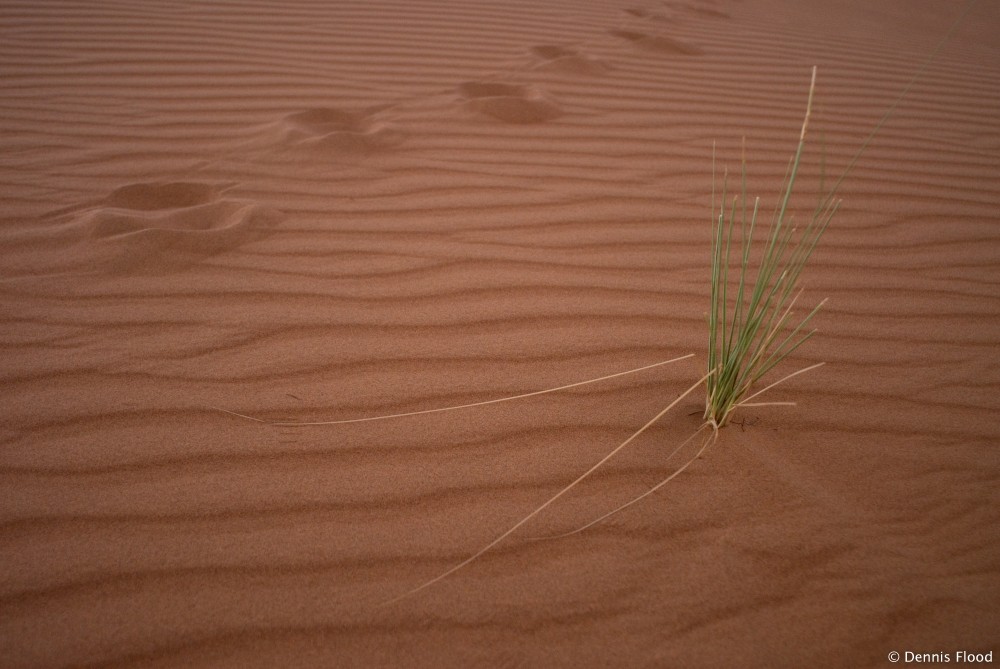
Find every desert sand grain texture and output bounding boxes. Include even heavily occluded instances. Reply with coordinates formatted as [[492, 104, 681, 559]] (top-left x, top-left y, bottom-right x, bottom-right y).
[[2, 0, 999, 667]]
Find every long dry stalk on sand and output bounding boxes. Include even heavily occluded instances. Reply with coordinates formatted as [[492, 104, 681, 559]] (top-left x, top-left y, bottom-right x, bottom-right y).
[[221, 70, 831, 605], [383, 67, 827, 604], [216, 0, 976, 605]]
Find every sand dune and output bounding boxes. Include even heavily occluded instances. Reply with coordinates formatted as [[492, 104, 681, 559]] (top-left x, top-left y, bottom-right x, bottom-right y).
[[2, 0, 998, 667]]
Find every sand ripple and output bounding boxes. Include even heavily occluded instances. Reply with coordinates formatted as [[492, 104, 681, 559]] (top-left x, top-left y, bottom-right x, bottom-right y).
[[2, 0, 999, 666]]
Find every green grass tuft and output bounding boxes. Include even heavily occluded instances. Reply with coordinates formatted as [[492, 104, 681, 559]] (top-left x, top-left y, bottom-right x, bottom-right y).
[[704, 66, 835, 428]]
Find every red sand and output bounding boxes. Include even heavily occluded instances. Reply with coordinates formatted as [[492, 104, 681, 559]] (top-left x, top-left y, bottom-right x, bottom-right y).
[[2, 1, 998, 667]]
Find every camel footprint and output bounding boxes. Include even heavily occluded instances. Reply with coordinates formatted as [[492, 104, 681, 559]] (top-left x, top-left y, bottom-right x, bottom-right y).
[[608, 28, 703, 56], [252, 105, 405, 159], [661, 1, 730, 20], [625, 2, 730, 21], [527, 45, 609, 75], [78, 181, 281, 272], [457, 81, 562, 124]]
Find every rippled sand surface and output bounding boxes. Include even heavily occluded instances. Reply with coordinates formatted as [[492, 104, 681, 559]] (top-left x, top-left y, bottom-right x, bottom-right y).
[[2, 0, 998, 666]]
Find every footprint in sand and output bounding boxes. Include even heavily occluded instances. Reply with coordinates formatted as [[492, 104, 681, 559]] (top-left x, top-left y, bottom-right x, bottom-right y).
[[77, 181, 281, 272], [528, 45, 609, 76], [608, 28, 703, 56], [261, 106, 405, 159], [625, 3, 729, 21], [457, 81, 561, 124], [662, 1, 730, 20], [624, 7, 656, 19]]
